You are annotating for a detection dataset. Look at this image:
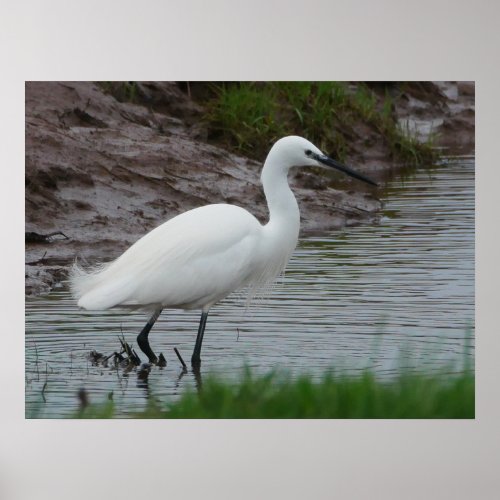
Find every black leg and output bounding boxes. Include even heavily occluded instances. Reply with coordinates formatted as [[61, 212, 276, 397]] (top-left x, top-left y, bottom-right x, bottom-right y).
[[137, 308, 162, 364], [191, 311, 209, 366]]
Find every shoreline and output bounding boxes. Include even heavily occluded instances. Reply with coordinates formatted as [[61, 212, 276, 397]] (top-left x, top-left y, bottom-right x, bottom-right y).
[[25, 81, 474, 296]]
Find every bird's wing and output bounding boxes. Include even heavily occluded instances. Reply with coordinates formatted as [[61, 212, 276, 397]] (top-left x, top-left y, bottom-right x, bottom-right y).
[[72, 204, 263, 310]]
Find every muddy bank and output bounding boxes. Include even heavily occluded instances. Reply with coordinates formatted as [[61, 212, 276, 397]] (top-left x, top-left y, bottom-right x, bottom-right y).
[[25, 81, 474, 296]]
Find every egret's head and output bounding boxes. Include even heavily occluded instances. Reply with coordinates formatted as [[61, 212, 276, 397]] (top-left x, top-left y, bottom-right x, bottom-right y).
[[268, 136, 378, 187]]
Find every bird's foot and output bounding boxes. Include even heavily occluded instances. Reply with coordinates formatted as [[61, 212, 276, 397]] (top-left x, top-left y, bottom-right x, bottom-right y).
[[137, 335, 158, 365], [157, 353, 167, 367]]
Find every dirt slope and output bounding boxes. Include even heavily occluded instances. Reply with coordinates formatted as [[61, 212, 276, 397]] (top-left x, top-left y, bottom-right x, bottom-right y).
[[25, 81, 474, 296]]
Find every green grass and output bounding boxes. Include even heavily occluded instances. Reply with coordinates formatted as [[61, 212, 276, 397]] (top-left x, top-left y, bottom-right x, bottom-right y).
[[204, 82, 437, 167], [76, 369, 474, 419], [95, 81, 437, 168]]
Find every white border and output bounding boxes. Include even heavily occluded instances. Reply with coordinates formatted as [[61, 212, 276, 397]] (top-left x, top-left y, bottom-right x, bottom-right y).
[[3, 1, 498, 499]]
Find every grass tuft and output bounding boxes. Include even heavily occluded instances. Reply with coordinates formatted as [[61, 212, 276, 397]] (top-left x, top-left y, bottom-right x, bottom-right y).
[[204, 82, 438, 167], [75, 369, 474, 419]]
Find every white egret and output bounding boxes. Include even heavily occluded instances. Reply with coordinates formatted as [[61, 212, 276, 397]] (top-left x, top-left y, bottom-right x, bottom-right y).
[[70, 136, 377, 366]]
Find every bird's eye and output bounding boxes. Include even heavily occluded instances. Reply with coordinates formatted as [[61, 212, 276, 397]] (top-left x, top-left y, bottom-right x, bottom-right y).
[[305, 149, 312, 157]]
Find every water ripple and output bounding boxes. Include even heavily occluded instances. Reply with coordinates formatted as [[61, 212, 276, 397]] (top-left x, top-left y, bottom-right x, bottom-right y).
[[26, 160, 475, 417]]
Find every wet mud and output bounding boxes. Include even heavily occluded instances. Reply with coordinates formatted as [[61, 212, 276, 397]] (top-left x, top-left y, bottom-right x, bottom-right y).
[[25, 81, 474, 295]]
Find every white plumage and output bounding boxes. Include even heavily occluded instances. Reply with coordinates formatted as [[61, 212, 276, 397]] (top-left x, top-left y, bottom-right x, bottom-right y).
[[70, 135, 376, 364], [72, 204, 273, 311]]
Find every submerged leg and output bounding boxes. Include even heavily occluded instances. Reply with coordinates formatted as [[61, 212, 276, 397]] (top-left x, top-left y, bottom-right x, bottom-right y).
[[137, 308, 163, 364], [191, 310, 209, 366]]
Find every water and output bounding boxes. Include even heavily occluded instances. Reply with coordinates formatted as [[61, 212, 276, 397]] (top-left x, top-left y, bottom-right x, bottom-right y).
[[25, 158, 475, 417]]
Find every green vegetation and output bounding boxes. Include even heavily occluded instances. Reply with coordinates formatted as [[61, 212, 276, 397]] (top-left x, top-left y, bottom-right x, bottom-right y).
[[76, 369, 474, 419], [205, 82, 437, 166], [95, 81, 438, 168]]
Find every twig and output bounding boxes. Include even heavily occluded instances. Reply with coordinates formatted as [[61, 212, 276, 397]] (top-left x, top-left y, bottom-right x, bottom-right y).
[[101, 352, 115, 363], [41, 362, 50, 402], [26, 251, 48, 265], [174, 347, 187, 370], [113, 351, 124, 363], [78, 388, 89, 411], [33, 341, 40, 381], [118, 336, 141, 366], [131, 349, 141, 366], [41, 382, 47, 403], [118, 336, 130, 355], [25, 231, 69, 244]]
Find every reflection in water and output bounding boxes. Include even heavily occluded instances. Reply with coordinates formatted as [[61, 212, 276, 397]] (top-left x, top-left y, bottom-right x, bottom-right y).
[[25, 158, 475, 417]]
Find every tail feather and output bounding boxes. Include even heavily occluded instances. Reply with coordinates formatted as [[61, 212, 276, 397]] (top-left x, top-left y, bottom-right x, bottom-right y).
[[69, 260, 106, 300], [69, 260, 129, 310]]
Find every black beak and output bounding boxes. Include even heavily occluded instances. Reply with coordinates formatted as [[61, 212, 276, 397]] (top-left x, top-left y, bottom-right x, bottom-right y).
[[315, 154, 378, 187]]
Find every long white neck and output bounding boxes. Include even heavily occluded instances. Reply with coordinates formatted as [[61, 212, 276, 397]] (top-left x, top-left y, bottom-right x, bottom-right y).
[[261, 157, 300, 236]]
